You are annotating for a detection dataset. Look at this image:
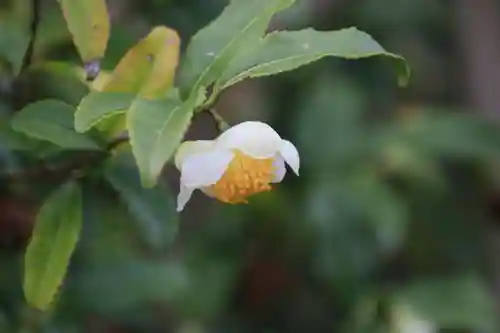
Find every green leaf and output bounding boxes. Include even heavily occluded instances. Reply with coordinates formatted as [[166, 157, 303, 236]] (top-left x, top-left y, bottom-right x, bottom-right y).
[[0, 20, 30, 75], [219, 27, 410, 89], [394, 275, 499, 332], [11, 100, 100, 150], [0, 116, 50, 152], [127, 97, 195, 187], [178, 0, 294, 98], [105, 152, 178, 250], [24, 181, 83, 311], [57, 0, 110, 63], [74, 91, 135, 133]]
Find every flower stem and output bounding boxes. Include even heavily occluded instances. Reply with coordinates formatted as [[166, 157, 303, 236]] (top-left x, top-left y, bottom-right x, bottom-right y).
[[207, 108, 230, 132]]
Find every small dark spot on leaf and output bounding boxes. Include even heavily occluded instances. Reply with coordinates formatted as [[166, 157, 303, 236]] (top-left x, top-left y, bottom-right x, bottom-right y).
[[84, 60, 101, 81], [147, 54, 154, 62]]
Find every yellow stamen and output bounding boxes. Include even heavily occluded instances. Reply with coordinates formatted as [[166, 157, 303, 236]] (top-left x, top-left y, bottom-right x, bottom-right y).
[[209, 150, 274, 204]]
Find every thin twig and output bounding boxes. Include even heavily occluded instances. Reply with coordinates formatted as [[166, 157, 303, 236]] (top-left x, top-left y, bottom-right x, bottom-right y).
[[206, 108, 230, 132], [20, 0, 41, 73], [1, 134, 129, 182]]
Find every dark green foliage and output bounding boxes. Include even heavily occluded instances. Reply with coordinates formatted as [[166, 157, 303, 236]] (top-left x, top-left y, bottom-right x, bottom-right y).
[[0, 0, 498, 332]]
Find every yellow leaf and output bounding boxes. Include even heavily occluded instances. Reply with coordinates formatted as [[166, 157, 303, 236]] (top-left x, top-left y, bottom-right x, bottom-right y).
[[91, 71, 112, 91], [92, 26, 180, 137], [58, 0, 110, 63], [102, 26, 180, 98]]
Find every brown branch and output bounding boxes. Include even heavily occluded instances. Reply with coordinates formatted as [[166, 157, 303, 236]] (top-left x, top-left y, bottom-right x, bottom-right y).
[[20, 0, 41, 73], [455, 0, 500, 313]]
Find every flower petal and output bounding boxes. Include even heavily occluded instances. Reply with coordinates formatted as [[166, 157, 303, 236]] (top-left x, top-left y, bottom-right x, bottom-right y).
[[280, 140, 300, 175], [180, 149, 234, 188], [177, 185, 195, 212], [215, 121, 282, 158], [272, 155, 286, 183], [175, 140, 214, 170], [200, 187, 216, 198]]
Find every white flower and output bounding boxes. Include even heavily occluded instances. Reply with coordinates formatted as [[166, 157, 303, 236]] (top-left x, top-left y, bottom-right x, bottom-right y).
[[174, 121, 300, 211]]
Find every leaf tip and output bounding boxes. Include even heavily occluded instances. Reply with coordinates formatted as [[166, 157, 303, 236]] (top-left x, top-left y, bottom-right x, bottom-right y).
[[140, 174, 157, 189], [397, 59, 411, 88], [150, 26, 181, 46]]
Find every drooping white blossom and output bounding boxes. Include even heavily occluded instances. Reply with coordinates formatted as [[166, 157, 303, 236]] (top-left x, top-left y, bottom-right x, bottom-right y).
[[174, 121, 300, 211]]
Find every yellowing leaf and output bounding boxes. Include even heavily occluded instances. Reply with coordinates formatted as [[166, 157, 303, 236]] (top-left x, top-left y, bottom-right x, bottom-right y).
[[91, 70, 112, 91], [57, 0, 110, 64], [75, 26, 181, 137], [102, 26, 180, 98]]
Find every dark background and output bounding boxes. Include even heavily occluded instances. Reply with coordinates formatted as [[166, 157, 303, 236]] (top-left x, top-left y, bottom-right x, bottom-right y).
[[2, 0, 500, 332]]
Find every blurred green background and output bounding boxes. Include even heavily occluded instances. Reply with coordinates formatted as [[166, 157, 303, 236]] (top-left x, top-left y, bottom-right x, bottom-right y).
[[2, 0, 500, 332]]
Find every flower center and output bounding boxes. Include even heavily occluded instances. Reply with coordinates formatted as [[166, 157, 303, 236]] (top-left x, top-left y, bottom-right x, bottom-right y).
[[209, 150, 274, 204]]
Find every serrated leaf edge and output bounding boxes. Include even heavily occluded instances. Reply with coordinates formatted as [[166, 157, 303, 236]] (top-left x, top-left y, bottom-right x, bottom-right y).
[[220, 27, 410, 89]]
